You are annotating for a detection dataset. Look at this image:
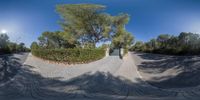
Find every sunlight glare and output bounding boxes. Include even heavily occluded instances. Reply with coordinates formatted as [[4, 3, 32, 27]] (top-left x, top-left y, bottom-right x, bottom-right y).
[[1, 29, 7, 34]]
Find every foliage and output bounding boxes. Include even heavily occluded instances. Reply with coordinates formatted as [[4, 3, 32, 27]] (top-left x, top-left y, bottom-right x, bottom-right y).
[[0, 33, 29, 54], [100, 44, 109, 49], [30, 42, 40, 50], [56, 4, 134, 48], [31, 48, 105, 64], [111, 14, 134, 49], [31, 4, 134, 61], [130, 41, 144, 51], [131, 32, 200, 55], [56, 4, 113, 45], [37, 31, 77, 49]]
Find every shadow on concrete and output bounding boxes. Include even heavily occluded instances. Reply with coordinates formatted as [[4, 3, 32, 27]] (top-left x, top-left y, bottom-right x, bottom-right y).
[[0, 55, 21, 83], [136, 52, 200, 89], [0, 64, 178, 100]]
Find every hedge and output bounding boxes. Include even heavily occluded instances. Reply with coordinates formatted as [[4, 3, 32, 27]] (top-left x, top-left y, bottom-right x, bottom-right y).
[[31, 48, 105, 64]]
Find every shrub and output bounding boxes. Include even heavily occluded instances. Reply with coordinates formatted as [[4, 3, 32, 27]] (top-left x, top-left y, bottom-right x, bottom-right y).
[[31, 48, 105, 64]]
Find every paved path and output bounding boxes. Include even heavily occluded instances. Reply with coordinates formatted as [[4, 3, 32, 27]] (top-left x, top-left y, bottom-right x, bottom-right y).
[[0, 52, 200, 100], [130, 52, 200, 99], [0, 53, 28, 85]]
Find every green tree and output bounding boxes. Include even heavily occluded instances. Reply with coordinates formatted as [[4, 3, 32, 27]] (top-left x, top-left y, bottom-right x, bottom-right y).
[[56, 4, 113, 46], [30, 42, 39, 50], [0, 33, 28, 54], [8, 42, 17, 52], [145, 39, 157, 51], [156, 34, 171, 49], [0, 34, 9, 49], [112, 14, 134, 49], [132, 41, 144, 51], [0, 34, 10, 53], [38, 31, 76, 49], [133, 32, 200, 55], [178, 32, 200, 53], [18, 43, 25, 52]]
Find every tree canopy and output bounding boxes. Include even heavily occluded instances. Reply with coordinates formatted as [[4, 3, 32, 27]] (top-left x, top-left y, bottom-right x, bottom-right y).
[[32, 4, 134, 50], [56, 4, 113, 46], [131, 32, 200, 55], [111, 14, 134, 48], [56, 4, 134, 48], [37, 31, 76, 49], [0, 33, 29, 54]]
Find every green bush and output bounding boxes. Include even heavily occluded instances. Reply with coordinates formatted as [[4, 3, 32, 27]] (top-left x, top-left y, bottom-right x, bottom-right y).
[[31, 48, 105, 64]]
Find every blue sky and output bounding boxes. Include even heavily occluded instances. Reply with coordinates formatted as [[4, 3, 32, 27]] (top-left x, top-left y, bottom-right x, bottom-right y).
[[0, 0, 200, 47]]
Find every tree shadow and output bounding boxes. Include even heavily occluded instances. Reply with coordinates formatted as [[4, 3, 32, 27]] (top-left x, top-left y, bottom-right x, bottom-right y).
[[136, 52, 200, 89], [0, 55, 22, 83], [0, 64, 178, 100], [134, 52, 172, 61], [149, 70, 200, 89]]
